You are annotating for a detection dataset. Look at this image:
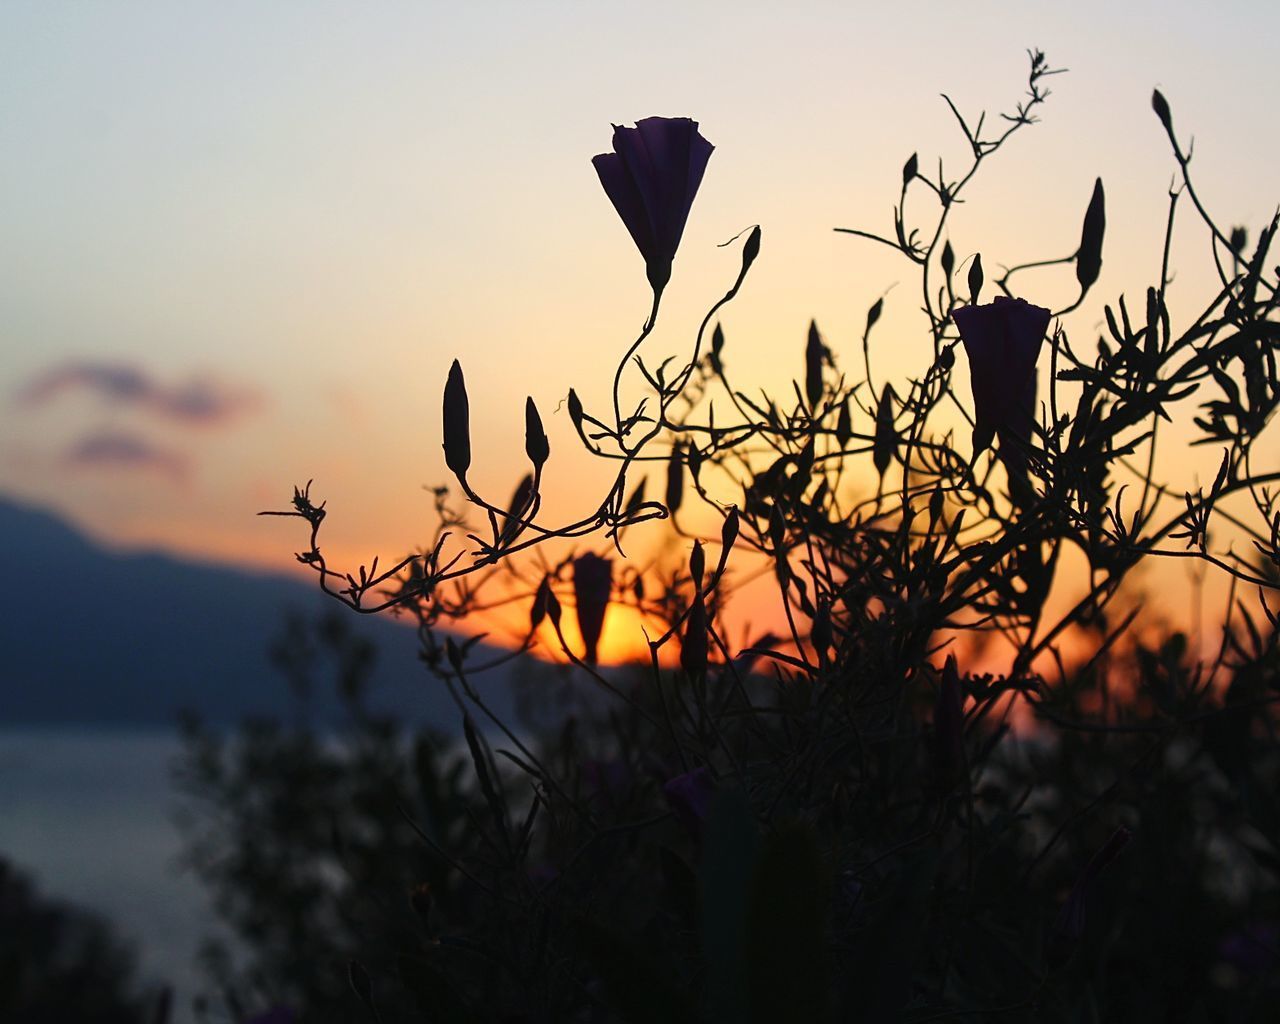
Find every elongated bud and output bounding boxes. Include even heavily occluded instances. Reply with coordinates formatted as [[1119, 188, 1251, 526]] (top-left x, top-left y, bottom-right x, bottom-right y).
[[929, 484, 945, 526], [941, 240, 955, 279], [866, 297, 883, 333], [445, 636, 464, 673], [567, 388, 585, 434], [873, 385, 897, 476], [902, 152, 918, 186], [710, 323, 725, 374], [442, 360, 471, 481], [741, 225, 761, 273], [680, 594, 708, 676], [530, 576, 552, 630], [720, 506, 739, 555], [690, 540, 705, 589], [572, 553, 612, 664], [666, 444, 684, 514], [1076, 178, 1106, 293], [768, 504, 790, 583], [805, 320, 824, 409], [932, 655, 966, 794], [836, 398, 853, 446], [687, 443, 703, 481], [1151, 89, 1172, 133], [499, 473, 535, 548], [524, 397, 549, 468], [967, 253, 984, 305]]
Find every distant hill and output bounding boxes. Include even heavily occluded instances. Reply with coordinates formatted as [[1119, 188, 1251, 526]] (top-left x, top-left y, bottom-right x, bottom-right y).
[[0, 495, 529, 728]]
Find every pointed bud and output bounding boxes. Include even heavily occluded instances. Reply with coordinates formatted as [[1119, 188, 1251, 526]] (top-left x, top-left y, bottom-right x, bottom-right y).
[[680, 595, 708, 676], [690, 540, 705, 589], [1076, 178, 1106, 293], [929, 485, 945, 525], [1151, 89, 1172, 133], [567, 388, 585, 434], [720, 506, 739, 555], [805, 320, 824, 409], [572, 553, 612, 664], [530, 576, 552, 630], [499, 473, 535, 548], [836, 397, 853, 446], [442, 360, 471, 481], [710, 323, 725, 374], [741, 224, 761, 273], [524, 397, 549, 468], [666, 444, 684, 514], [967, 254, 984, 305], [873, 385, 897, 476], [445, 636, 464, 674], [932, 655, 966, 794], [866, 297, 883, 333], [941, 240, 955, 279], [902, 152, 918, 186]]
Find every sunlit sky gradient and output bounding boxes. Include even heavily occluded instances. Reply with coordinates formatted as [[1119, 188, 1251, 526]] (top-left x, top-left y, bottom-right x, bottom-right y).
[[3, 2, 1278, 653]]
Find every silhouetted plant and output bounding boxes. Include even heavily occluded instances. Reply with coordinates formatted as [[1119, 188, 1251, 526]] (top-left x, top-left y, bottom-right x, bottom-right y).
[[191, 52, 1280, 1020], [0, 856, 163, 1023]]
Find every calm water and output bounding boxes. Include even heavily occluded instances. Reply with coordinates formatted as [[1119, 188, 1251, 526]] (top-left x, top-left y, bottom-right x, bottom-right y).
[[0, 728, 223, 1021]]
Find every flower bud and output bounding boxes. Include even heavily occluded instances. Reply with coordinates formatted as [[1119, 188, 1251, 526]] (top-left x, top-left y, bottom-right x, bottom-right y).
[[524, 396, 549, 468], [1151, 89, 1173, 133], [572, 553, 612, 664], [932, 655, 966, 794], [441, 360, 471, 482], [1076, 178, 1106, 294]]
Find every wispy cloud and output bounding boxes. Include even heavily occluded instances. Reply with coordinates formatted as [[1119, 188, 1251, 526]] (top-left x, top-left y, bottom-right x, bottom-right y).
[[63, 430, 188, 481], [17, 361, 258, 427]]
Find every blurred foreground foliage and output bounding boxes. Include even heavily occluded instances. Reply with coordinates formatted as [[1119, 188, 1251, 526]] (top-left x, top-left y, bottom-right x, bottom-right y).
[[181, 54, 1280, 1021], [0, 857, 161, 1023]]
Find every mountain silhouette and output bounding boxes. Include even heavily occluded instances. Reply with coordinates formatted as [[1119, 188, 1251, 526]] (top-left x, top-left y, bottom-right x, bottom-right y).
[[0, 495, 525, 728]]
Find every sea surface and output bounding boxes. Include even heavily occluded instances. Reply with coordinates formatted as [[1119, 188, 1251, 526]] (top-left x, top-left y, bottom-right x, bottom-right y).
[[0, 728, 224, 1021]]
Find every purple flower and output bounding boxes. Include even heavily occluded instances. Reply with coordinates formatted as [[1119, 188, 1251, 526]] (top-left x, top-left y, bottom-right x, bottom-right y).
[[1219, 921, 1280, 974], [952, 296, 1052, 465], [1047, 825, 1132, 968], [572, 553, 612, 664], [581, 757, 633, 806], [663, 766, 714, 837], [592, 117, 714, 297]]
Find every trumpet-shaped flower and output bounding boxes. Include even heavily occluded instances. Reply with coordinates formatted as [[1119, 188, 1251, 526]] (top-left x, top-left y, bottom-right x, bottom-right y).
[[592, 117, 714, 297], [952, 296, 1052, 465]]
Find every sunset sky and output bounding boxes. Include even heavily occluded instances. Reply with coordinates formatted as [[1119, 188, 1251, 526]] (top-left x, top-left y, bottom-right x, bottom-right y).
[[3, 2, 1278, 656]]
